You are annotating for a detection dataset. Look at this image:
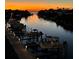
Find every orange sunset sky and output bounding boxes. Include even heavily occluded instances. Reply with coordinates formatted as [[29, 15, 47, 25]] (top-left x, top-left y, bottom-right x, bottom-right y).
[[5, 0, 73, 11]]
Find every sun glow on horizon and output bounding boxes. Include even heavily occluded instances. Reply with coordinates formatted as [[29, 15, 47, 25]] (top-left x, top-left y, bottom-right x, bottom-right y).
[[5, 2, 73, 11]]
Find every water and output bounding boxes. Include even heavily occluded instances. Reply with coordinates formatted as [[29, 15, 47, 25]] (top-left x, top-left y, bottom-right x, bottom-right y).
[[20, 12, 73, 59]]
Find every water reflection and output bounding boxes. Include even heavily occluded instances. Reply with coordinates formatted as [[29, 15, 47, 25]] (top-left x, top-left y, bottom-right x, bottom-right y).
[[20, 13, 73, 59]]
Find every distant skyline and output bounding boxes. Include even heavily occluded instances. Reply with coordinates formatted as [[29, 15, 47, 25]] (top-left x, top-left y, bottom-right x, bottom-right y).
[[5, 0, 73, 11]]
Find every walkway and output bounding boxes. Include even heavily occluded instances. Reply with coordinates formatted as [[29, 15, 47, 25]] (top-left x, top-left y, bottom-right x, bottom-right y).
[[5, 28, 35, 59]]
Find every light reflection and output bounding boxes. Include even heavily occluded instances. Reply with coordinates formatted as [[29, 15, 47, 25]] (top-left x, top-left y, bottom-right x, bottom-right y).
[[25, 14, 57, 30], [25, 45, 27, 49], [27, 14, 38, 24], [20, 17, 26, 25], [37, 57, 39, 59]]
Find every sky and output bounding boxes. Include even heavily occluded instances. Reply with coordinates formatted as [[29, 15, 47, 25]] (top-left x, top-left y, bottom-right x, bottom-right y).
[[5, 0, 73, 11]]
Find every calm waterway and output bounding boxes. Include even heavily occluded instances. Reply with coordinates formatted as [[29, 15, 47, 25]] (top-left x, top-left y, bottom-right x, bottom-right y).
[[20, 12, 73, 59]]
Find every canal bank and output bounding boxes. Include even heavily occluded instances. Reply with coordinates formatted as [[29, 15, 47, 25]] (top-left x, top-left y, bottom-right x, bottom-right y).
[[5, 27, 35, 59]]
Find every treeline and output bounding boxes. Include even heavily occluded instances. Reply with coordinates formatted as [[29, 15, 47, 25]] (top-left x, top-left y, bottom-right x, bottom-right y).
[[37, 9, 73, 31], [5, 9, 32, 23]]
